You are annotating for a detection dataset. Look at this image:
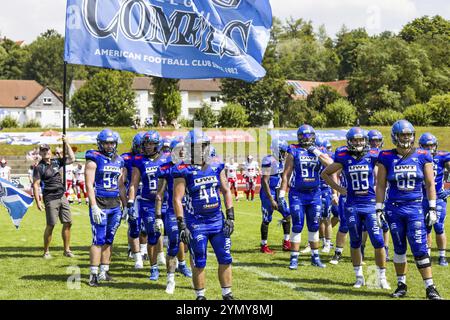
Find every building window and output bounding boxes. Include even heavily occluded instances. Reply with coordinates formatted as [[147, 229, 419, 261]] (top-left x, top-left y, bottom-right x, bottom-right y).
[[43, 97, 53, 105], [210, 96, 220, 103], [35, 111, 42, 119]]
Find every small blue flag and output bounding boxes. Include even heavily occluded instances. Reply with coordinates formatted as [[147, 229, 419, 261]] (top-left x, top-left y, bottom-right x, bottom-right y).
[[64, 0, 272, 82], [0, 178, 34, 229]]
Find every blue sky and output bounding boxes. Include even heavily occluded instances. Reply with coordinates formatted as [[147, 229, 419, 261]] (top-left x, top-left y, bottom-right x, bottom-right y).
[[0, 0, 449, 43]]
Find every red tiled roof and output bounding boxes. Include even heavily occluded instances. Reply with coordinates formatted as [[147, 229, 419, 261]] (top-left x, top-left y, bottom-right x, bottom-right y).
[[288, 80, 349, 99], [0, 80, 44, 108]]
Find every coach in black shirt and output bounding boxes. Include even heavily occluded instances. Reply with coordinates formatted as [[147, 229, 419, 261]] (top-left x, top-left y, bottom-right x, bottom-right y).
[[33, 136, 76, 259]]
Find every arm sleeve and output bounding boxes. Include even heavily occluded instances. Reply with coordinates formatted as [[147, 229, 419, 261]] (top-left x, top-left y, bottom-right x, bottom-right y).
[[32, 165, 41, 181]]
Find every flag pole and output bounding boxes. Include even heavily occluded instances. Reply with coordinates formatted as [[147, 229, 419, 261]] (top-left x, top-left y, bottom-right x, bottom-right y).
[[62, 61, 67, 185]]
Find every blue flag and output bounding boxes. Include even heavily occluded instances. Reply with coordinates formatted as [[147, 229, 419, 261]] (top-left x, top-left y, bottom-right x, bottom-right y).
[[64, 0, 272, 82], [0, 178, 34, 229]]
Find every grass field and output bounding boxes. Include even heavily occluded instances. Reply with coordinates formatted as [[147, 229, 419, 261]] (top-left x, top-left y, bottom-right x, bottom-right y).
[[0, 198, 449, 300]]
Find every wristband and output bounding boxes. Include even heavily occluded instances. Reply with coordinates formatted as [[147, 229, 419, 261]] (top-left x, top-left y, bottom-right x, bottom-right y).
[[312, 148, 322, 157], [428, 200, 436, 208], [226, 207, 235, 220], [375, 203, 383, 210], [279, 190, 286, 198]]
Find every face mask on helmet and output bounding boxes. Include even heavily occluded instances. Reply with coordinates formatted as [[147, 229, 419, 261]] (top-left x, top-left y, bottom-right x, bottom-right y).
[[298, 133, 315, 148], [395, 132, 415, 149], [420, 141, 438, 155], [348, 137, 368, 154], [98, 141, 117, 157], [142, 141, 159, 157], [369, 138, 383, 149]]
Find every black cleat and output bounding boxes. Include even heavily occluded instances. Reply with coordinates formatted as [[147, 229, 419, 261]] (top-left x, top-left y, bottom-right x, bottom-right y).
[[391, 282, 407, 298], [88, 274, 99, 287], [223, 293, 234, 300], [329, 252, 342, 265], [196, 296, 207, 300], [426, 285, 443, 300]]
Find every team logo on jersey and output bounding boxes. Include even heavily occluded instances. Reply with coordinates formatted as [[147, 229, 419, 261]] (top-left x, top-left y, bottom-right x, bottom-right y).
[[194, 176, 218, 186], [348, 165, 369, 172], [103, 166, 121, 173], [394, 165, 416, 172], [145, 166, 158, 174], [299, 156, 317, 162], [412, 158, 418, 162]]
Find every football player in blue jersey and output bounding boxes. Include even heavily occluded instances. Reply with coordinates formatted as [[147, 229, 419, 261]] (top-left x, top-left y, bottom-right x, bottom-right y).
[[259, 139, 291, 254], [419, 133, 450, 267], [318, 138, 334, 254], [360, 130, 390, 262], [279, 125, 333, 270], [155, 138, 192, 294], [128, 130, 167, 281], [85, 129, 127, 287], [327, 145, 349, 265], [173, 130, 235, 300], [376, 120, 442, 300], [121, 132, 148, 268], [322, 127, 390, 289]]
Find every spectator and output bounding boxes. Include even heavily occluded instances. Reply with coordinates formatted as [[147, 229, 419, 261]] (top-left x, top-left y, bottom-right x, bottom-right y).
[[32, 136, 76, 259], [0, 158, 11, 181]]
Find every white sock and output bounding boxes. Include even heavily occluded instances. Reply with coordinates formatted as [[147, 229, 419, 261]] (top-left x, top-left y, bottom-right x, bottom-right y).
[[439, 250, 446, 258], [261, 240, 267, 245], [134, 252, 142, 262], [167, 272, 175, 282], [335, 247, 343, 254], [195, 288, 205, 298], [90, 266, 98, 275], [397, 275, 406, 285], [222, 287, 232, 296], [178, 260, 186, 266], [424, 278, 434, 288], [140, 244, 147, 254], [311, 249, 319, 257], [428, 248, 431, 256], [353, 265, 363, 277], [100, 264, 109, 273], [151, 264, 158, 270], [291, 251, 299, 258], [377, 267, 386, 280], [284, 234, 290, 241], [325, 239, 331, 246]]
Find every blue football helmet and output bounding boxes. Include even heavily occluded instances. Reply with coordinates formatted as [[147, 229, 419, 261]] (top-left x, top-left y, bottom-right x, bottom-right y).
[[97, 129, 118, 157], [297, 125, 316, 148], [184, 130, 211, 165], [419, 132, 438, 155], [141, 130, 161, 156], [210, 146, 217, 157], [271, 139, 289, 161], [315, 136, 324, 148], [322, 139, 332, 152], [160, 137, 172, 153], [391, 120, 415, 149], [346, 127, 368, 154], [132, 132, 145, 155], [368, 130, 384, 149]]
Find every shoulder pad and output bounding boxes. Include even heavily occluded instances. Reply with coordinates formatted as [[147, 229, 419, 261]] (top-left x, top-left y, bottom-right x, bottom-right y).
[[417, 149, 428, 155], [134, 155, 144, 160], [177, 163, 190, 170], [121, 153, 131, 160], [369, 149, 378, 155], [85, 150, 100, 161], [380, 150, 393, 156], [437, 151, 449, 156], [160, 163, 172, 171]]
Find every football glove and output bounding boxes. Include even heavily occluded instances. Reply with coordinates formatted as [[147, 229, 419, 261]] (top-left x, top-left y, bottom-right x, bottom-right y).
[[376, 209, 387, 229], [91, 205, 105, 225], [177, 217, 192, 246], [223, 208, 235, 237], [426, 208, 438, 227], [154, 218, 164, 233]]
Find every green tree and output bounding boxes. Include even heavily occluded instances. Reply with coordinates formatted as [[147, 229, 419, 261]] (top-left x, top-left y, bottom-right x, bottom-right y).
[[403, 104, 432, 126], [23, 30, 65, 92], [0, 39, 29, 79], [324, 99, 357, 127], [369, 109, 404, 126], [400, 15, 450, 42], [193, 103, 218, 128], [307, 85, 341, 112], [69, 70, 136, 126], [428, 94, 450, 126], [151, 77, 181, 125], [218, 103, 249, 128], [280, 99, 310, 128], [221, 41, 293, 127], [348, 37, 432, 113], [335, 27, 369, 79]]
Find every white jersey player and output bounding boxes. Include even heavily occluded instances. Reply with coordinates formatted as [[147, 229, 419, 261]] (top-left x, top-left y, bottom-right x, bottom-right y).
[[73, 163, 88, 204], [242, 155, 259, 201], [0, 159, 12, 181], [225, 158, 239, 200]]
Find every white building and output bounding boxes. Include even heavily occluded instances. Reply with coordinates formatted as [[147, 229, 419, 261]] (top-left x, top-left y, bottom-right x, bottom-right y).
[[0, 80, 68, 128], [69, 77, 225, 126]]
